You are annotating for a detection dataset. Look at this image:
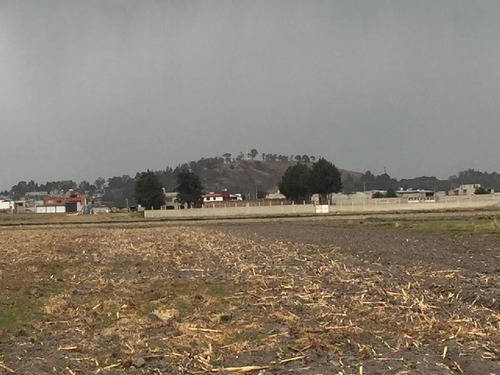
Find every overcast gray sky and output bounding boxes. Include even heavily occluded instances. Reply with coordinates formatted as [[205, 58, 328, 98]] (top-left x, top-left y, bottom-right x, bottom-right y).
[[1, 0, 499, 190]]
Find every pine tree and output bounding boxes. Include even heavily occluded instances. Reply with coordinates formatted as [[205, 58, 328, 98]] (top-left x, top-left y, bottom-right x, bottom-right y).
[[176, 170, 204, 208], [134, 171, 164, 209]]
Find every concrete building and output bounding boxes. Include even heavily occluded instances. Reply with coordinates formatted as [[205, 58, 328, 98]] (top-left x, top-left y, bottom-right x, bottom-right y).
[[40, 191, 86, 213], [0, 200, 26, 213], [396, 189, 435, 202], [202, 189, 242, 203], [265, 191, 286, 200], [164, 191, 181, 210], [451, 184, 481, 196], [0, 200, 11, 212]]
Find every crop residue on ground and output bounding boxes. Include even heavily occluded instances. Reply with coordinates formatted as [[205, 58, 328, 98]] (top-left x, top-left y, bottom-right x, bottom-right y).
[[0, 223, 499, 374]]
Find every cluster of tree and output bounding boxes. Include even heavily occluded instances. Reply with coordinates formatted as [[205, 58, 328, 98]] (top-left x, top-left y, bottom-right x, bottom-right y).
[[175, 170, 204, 207], [262, 153, 316, 163], [134, 169, 203, 209], [474, 186, 493, 195], [2, 150, 323, 203], [6, 179, 84, 200], [4, 178, 111, 200], [7, 150, 500, 209], [343, 168, 500, 194], [279, 158, 342, 203], [134, 171, 164, 209], [452, 169, 500, 191], [219, 149, 317, 163], [104, 159, 220, 207], [371, 188, 397, 199]]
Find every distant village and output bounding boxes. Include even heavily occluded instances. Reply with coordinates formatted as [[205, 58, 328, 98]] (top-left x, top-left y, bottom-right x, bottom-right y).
[[1, 152, 498, 215], [0, 183, 495, 215]]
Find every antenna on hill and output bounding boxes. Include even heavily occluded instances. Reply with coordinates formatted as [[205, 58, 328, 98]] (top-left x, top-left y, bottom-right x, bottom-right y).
[[384, 166, 387, 175]]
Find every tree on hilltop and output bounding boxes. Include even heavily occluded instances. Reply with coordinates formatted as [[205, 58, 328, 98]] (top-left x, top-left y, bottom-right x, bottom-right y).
[[222, 153, 232, 163], [248, 148, 258, 160]]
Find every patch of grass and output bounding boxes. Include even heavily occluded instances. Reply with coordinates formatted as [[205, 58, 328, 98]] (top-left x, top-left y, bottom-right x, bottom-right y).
[[231, 329, 262, 344], [39, 262, 68, 278], [0, 295, 41, 330], [207, 283, 226, 298], [175, 299, 195, 317], [97, 313, 117, 329], [365, 218, 500, 235], [167, 280, 202, 298]]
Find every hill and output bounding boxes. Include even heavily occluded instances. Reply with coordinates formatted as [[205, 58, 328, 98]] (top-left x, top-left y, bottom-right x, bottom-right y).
[[7, 150, 500, 208], [194, 160, 360, 199]]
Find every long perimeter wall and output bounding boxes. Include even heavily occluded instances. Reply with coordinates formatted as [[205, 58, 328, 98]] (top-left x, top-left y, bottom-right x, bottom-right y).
[[144, 194, 500, 218]]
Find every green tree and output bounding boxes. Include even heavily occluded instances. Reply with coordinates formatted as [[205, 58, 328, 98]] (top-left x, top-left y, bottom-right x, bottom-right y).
[[279, 163, 311, 203], [94, 177, 106, 192], [309, 158, 342, 204], [59, 180, 78, 192], [222, 153, 232, 163], [249, 148, 258, 160], [374, 173, 396, 191], [361, 171, 375, 191], [343, 174, 355, 194], [386, 188, 397, 198], [176, 170, 203, 208], [78, 180, 96, 195], [134, 171, 165, 209], [475, 186, 491, 194], [103, 175, 136, 207]]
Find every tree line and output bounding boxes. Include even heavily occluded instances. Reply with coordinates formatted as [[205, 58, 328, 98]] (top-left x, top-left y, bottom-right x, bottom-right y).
[[134, 169, 204, 210], [138, 157, 342, 209], [221, 149, 317, 163], [3, 153, 500, 208], [279, 158, 342, 203], [1, 149, 305, 206], [342, 168, 500, 194]]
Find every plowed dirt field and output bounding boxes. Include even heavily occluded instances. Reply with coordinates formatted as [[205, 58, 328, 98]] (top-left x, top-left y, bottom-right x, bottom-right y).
[[1, 219, 499, 374]]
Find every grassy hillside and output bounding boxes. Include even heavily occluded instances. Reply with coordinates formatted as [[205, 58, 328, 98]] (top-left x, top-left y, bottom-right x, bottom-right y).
[[196, 160, 359, 198]]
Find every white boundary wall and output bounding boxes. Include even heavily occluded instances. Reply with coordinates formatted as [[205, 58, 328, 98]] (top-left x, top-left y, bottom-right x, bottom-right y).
[[0, 201, 11, 211], [36, 206, 66, 214], [144, 195, 500, 219], [332, 194, 500, 213], [145, 203, 315, 218]]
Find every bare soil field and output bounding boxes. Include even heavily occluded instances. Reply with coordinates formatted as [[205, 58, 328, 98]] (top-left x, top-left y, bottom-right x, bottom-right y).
[[1, 219, 499, 374]]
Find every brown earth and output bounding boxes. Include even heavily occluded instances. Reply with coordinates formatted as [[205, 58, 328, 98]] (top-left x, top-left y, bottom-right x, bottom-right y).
[[0, 219, 499, 374]]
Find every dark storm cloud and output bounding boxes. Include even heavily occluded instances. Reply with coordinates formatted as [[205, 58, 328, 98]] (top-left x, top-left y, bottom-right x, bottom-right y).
[[1, 0, 500, 189]]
